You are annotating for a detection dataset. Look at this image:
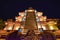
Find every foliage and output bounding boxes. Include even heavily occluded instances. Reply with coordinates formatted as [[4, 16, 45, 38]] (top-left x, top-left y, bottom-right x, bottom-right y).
[[0, 18, 4, 30]]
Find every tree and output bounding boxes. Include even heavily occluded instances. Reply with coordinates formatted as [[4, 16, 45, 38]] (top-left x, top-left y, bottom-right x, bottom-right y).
[[0, 18, 4, 30]]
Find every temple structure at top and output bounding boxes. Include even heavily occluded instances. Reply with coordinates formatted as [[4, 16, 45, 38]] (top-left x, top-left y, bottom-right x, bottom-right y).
[[4, 7, 59, 33]]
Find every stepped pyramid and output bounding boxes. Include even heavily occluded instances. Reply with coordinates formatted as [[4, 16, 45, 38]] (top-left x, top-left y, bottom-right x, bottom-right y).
[[4, 7, 58, 32]]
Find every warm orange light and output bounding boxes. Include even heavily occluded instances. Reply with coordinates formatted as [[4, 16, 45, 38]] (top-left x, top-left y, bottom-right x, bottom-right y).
[[49, 26, 54, 30], [39, 16, 47, 21], [42, 26, 46, 30], [43, 16, 47, 21], [37, 12, 43, 16], [27, 10, 34, 12], [37, 23, 41, 28], [47, 21, 57, 25], [4, 27, 7, 30], [5, 22, 8, 25], [15, 16, 22, 22], [19, 12, 25, 17], [15, 17, 18, 19], [21, 26, 24, 28], [36, 17, 38, 19], [40, 19, 43, 21], [15, 27, 20, 30], [8, 26, 13, 30], [24, 16, 26, 19]]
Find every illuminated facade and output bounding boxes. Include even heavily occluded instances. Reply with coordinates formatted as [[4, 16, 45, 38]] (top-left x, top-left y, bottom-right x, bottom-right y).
[[4, 7, 58, 32]]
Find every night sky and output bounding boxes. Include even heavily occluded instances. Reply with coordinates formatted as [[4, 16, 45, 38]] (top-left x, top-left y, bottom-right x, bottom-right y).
[[0, 0, 60, 20]]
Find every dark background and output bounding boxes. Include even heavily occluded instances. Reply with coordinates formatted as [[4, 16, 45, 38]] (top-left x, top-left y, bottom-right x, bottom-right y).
[[0, 0, 60, 20]]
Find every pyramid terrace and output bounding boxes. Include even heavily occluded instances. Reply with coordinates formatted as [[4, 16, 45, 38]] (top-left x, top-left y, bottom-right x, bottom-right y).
[[0, 7, 60, 40]]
